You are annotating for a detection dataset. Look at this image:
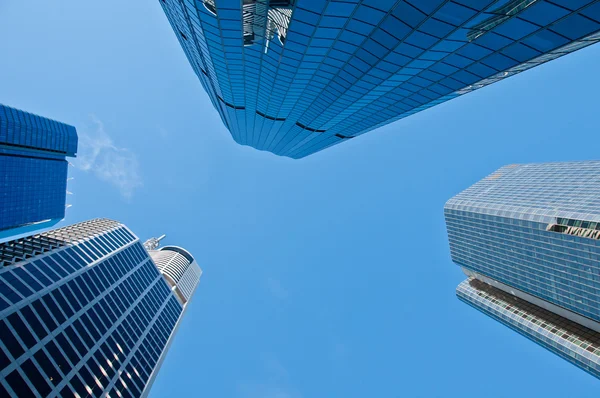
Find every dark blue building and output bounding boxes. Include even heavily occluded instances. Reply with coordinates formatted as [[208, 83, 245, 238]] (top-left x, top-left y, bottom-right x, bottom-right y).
[[0, 104, 78, 240], [160, 0, 600, 158], [0, 219, 201, 397]]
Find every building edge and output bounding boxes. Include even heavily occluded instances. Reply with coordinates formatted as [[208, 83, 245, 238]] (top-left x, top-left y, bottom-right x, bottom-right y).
[[457, 278, 600, 379]]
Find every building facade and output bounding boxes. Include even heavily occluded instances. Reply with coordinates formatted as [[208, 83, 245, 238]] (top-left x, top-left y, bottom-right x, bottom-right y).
[[160, 0, 600, 158], [0, 104, 78, 241], [0, 219, 201, 397], [445, 161, 600, 378]]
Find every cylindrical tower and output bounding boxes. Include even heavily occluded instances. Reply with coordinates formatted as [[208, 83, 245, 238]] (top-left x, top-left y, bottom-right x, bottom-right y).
[[149, 245, 202, 304]]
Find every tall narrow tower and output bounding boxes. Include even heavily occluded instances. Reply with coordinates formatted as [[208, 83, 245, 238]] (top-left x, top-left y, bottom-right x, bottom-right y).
[[0, 104, 78, 240], [142, 239, 202, 397], [445, 161, 600, 379], [0, 219, 201, 397]]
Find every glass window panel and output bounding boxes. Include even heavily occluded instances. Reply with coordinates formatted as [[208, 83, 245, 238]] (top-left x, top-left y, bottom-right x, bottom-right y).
[[0, 319, 25, 359], [21, 358, 52, 397], [6, 369, 35, 397], [7, 312, 37, 349]]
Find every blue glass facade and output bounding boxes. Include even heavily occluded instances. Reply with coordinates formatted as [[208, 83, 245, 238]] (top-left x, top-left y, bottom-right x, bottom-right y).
[[0, 104, 78, 239], [445, 161, 600, 321], [0, 219, 200, 397], [160, 0, 600, 158], [445, 161, 600, 378]]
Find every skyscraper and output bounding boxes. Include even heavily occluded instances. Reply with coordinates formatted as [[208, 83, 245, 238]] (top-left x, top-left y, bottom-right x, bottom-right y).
[[0, 219, 201, 397], [0, 104, 78, 241], [160, 0, 600, 158], [445, 161, 600, 378]]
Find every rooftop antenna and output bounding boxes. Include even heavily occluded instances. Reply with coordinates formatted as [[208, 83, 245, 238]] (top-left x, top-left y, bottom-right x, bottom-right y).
[[143, 234, 166, 251]]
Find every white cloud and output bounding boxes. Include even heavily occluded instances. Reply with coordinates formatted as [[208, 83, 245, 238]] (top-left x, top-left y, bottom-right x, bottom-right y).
[[75, 116, 142, 199]]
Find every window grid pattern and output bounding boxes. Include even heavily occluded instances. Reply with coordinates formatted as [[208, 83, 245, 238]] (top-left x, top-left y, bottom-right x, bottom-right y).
[[160, 0, 600, 158], [0, 154, 68, 234], [0, 218, 122, 268], [457, 278, 600, 379], [445, 161, 600, 322], [0, 104, 78, 234], [0, 220, 188, 398], [0, 221, 135, 315], [0, 104, 77, 156], [445, 161, 600, 224]]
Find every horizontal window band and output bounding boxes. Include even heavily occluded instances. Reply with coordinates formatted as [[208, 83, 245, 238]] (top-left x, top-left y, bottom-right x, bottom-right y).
[[0, 141, 68, 155], [296, 122, 325, 133], [547, 224, 600, 240], [217, 96, 245, 110], [256, 110, 285, 121], [0, 151, 67, 163], [556, 217, 600, 230]]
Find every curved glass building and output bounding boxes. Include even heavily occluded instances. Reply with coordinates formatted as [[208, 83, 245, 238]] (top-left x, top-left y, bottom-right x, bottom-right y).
[[148, 246, 202, 304], [0, 219, 201, 397], [160, 0, 600, 158]]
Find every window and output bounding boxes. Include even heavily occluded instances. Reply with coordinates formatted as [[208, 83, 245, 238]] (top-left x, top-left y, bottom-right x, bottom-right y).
[[69, 374, 88, 397], [2, 272, 33, 297], [20, 306, 48, 340], [31, 260, 61, 282], [72, 319, 95, 349], [60, 384, 76, 397], [77, 365, 97, 394], [61, 284, 82, 312], [13, 268, 43, 291], [7, 312, 37, 349], [80, 313, 101, 340], [0, 346, 10, 372], [52, 252, 77, 273], [6, 369, 35, 397], [0, 319, 25, 359], [34, 348, 63, 386], [20, 359, 52, 397], [65, 325, 87, 357], [32, 299, 58, 332], [51, 290, 75, 318], [55, 333, 80, 366], [42, 256, 69, 278]]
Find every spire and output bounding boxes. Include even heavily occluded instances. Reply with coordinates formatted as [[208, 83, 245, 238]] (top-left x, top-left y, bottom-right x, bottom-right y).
[[143, 234, 166, 251]]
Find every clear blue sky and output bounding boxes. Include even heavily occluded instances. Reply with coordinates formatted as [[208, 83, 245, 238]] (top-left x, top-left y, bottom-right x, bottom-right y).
[[1, 1, 600, 397]]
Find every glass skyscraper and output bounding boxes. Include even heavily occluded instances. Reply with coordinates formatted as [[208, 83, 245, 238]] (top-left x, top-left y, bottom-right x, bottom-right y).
[[0, 219, 201, 397], [160, 0, 600, 158], [445, 161, 600, 378], [0, 104, 78, 241]]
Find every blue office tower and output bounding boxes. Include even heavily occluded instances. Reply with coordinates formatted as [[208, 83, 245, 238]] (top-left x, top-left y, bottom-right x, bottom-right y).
[[0, 104, 78, 240], [445, 161, 600, 379], [160, 0, 600, 158], [0, 219, 201, 397]]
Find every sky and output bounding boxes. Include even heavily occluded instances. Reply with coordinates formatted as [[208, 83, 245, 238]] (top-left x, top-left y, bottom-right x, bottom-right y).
[[1, 1, 600, 397]]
